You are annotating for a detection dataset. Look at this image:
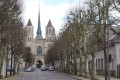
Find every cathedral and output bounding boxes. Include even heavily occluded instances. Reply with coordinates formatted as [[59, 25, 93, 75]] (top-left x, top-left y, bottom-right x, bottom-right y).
[[24, 7, 56, 68]]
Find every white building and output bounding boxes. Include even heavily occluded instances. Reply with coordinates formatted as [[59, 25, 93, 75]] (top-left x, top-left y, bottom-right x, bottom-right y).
[[88, 35, 120, 78], [24, 6, 56, 68]]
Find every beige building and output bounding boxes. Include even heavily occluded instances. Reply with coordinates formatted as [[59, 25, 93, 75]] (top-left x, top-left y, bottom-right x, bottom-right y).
[[24, 7, 56, 68]]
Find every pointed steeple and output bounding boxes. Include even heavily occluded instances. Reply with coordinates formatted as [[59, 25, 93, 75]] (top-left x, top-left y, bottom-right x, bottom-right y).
[[27, 19, 32, 26], [36, 6, 42, 38], [47, 19, 53, 27]]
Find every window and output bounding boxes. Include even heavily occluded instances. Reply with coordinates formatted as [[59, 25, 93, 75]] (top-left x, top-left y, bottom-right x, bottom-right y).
[[52, 29, 54, 34], [50, 37, 52, 42], [108, 54, 112, 63], [46, 29, 48, 34], [37, 46, 42, 55], [50, 44, 51, 47], [28, 38, 29, 41], [96, 60, 97, 70], [29, 28, 30, 33], [48, 44, 49, 48], [48, 44, 51, 48], [49, 28, 51, 33], [98, 59, 100, 70], [76, 50, 80, 58], [101, 58, 103, 70]]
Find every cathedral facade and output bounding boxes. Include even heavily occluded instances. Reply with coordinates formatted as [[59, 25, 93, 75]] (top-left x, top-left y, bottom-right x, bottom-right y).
[[24, 7, 56, 68]]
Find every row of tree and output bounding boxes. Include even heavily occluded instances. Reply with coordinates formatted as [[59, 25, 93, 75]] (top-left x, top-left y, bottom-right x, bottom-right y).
[[45, 0, 120, 80], [0, 0, 27, 78]]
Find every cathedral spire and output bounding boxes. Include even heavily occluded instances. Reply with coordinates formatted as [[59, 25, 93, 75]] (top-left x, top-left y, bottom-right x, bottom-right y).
[[36, 5, 42, 38]]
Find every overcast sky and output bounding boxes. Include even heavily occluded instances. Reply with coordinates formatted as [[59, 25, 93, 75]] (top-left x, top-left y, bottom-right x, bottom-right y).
[[22, 0, 77, 38]]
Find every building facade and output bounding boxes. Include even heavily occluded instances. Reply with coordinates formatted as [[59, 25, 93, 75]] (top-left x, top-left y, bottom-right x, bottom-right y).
[[24, 7, 56, 68]]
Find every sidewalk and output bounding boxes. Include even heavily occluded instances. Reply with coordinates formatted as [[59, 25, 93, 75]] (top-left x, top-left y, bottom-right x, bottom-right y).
[[71, 74, 120, 80], [55, 71, 120, 80], [72, 75, 120, 80], [97, 76, 120, 80]]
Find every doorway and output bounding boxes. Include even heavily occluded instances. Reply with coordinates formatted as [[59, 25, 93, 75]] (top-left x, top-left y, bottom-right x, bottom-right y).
[[36, 60, 42, 68]]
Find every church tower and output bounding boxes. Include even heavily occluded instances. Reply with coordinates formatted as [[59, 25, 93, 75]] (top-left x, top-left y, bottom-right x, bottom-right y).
[[25, 19, 34, 54], [24, 2, 56, 68], [45, 19, 56, 54], [36, 6, 42, 39]]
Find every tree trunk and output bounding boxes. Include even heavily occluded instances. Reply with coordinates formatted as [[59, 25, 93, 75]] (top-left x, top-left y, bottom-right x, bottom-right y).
[[104, 48, 108, 80], [91, 44, 97, 80], [61, 52, 63, 72], [17, 61, 19, 74], [91, 53, 95, 80], [73, 49, 77, 75], [66, 50, 70, 74], [79, 50, 82, 76], [0, 56, 3, 78], [70, 50, 72, 75], [10, 47, 13, 76], [13, 54, 16, 75], [84, 35, 88, 78], [5, 47, 8, 77]]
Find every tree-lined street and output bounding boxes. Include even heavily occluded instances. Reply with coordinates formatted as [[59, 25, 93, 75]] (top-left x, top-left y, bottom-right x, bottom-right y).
[[0, 0, 120, 80]]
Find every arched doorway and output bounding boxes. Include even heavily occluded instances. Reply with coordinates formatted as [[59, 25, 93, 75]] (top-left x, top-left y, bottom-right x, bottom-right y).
[[36, 60, 42, 68]]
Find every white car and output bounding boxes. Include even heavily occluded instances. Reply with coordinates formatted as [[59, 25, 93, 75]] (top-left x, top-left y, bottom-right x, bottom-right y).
[[48, 66, 54, 71], [41, 66, 47, 71], [25, 67, 34, 72]]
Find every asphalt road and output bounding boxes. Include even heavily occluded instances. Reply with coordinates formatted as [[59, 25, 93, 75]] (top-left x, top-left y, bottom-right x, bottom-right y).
[[16, 69, 78, 80]]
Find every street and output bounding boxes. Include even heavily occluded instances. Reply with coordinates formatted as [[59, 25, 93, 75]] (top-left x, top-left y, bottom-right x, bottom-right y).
[[16, 70, 78, 80]]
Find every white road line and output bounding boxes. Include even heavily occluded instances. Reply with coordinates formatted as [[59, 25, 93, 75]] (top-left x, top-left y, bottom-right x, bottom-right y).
[[39, 76, 45, 79], [18, 78, 25, 80], [32, 72, 35, 80]]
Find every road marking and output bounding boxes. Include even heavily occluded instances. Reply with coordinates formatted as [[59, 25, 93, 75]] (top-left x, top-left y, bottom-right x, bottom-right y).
[[32, 72, 35, 80], [18, 78, 25, 80], [39, 77, 45, 79]]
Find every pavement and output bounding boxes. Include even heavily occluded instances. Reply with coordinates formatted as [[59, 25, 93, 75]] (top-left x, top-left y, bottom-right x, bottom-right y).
[[56, 71, 120, 80], [0, 73, 21, 80]]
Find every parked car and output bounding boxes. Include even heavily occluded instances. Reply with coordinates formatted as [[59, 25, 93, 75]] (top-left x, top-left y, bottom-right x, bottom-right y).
[[41, 66, 47, 71], [48, 66, 54, 71], [25, 67, 34, 72]]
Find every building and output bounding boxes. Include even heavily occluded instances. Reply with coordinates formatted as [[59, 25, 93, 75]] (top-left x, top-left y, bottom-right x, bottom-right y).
[[87, 34, 120, 78], [24, 6, 56, 68]]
